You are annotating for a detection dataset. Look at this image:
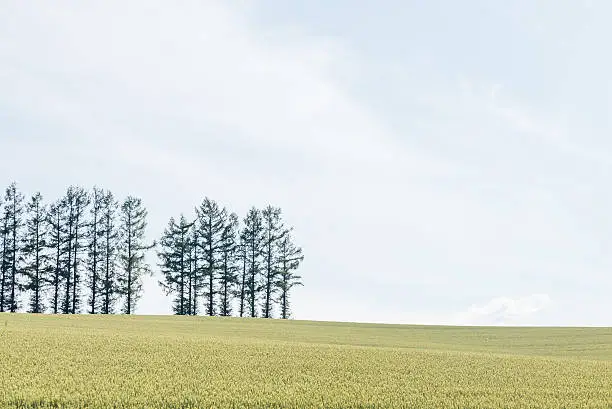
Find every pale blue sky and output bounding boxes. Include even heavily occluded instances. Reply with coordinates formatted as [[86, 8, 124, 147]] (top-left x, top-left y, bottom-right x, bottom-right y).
[[1, 1, 610, 325]]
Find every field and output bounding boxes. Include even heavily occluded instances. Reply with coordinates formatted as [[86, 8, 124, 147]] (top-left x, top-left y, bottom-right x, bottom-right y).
[[0, 314, 610, 408]]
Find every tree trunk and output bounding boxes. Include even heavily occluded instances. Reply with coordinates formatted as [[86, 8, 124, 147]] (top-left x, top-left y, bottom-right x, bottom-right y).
[[180, 229, 184, 315], [53, 213, 61, 314], [188, 255, 192, 316], [192, 238, 198, 315], [34, 213, 40, 313], [104, 214, 111, 314], [281, 259, 288, 319], [71, 210, 81, 314], [239, 247, 246, 318], [0, 223, 8, 313], [90, 206, 98, 314], [10, 196, 18, 313], [264, 243, 272, 318], [64, 203, 74, 314], [126, 212, 132, 315], [250, 240, 256, 318]]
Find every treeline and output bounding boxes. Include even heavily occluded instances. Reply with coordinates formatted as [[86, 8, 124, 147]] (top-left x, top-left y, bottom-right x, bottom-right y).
[[158, 200, 303, 319], [0, 183, 152, 314], [0, 183, 304, 319]]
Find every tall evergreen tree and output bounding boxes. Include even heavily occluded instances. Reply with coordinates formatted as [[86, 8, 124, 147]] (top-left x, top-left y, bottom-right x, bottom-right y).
[[241, 207, 264, 318], [158, 215, 192, 315], [61, 186, 89, 314], [100, 191, 119, 314], [196, 198, 226, 317], [61, 190, 74, 314], [276, 231, 304, 319], [70, 187, 89, 314], [22, 192, 49, 313], [4, 183, 25, 312], [86, 187, 105, 314], [117, 196, 154, 314], [219, 213, 239, 317], [0, 198, 8, 313], [47, 200, 65, 314], [261, 206, 287, 318]]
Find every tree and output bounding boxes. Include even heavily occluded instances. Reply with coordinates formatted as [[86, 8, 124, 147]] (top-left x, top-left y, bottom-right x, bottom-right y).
[[61, 186, 89, 314], [100, 191, 119, 314], [0, 197, 8, 313], [276, 231, 304, 319], [71, 187, 89, 314], [219, 212, 239, 317], [22, 192, 49, 313], [261, 206, 287, 318], [4, 183, 25, 313], [158, 215, 192, 315], [47, 200, 65, 314], [117, 196, 154, 314], [196, 198, 226, 317], [241, 207, 264, 318], [60, 191, 73, 314], [86, 187, 105, 314]]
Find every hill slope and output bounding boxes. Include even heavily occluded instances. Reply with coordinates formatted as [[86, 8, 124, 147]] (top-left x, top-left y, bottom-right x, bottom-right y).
[[1, 314, 610, 408]]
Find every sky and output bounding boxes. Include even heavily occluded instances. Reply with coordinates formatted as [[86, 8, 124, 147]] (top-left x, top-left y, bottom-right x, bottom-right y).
[[0, 1, 610, 326]]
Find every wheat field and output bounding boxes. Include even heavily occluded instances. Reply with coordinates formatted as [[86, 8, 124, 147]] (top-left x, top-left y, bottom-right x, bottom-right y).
[[0, 314, 610, 408]]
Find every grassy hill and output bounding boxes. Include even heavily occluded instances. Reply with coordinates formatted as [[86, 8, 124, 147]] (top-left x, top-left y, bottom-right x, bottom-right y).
[[1, 314, 610, 408]]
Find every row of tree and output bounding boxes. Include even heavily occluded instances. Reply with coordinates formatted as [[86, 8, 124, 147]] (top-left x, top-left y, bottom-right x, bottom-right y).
[[0, 183, 152, 315], [158, 200, 303, 319], [0, 183, 304, 319]]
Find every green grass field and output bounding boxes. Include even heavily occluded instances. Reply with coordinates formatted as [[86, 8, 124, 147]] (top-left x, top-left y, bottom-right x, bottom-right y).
[[0, 314, 610, 408]]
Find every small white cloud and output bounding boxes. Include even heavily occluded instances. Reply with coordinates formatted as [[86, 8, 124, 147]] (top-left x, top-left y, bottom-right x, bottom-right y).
[[455, 294, 552, 326]]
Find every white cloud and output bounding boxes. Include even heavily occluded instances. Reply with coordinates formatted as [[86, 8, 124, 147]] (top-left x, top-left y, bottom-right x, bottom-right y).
[[455, 294, 552, 326]]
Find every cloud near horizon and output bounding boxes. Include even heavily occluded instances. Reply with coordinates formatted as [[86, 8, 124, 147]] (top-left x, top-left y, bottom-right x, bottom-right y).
[[455, 294, 553, 326]]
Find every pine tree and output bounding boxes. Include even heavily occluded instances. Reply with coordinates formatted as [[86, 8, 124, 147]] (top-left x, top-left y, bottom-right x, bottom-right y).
[[100, 191, 119, 314], [47, 200, 65, 314], [117, 196, 154, 314], [61, 186, 89, 314], [241, 207, 264, 318], [261, 206, 287, 318], [219, 212, 239, 317], [196, 198, 226, 317], [158, 215, 192, 315], [71, 187, 89, 314], [22, 192, 49, 313], [276, 231, 304, 319], [4, 183, 25, 312], [86, 187, 105, 314], [0, 198, 8, 313], [61, 189, 74, 314]]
